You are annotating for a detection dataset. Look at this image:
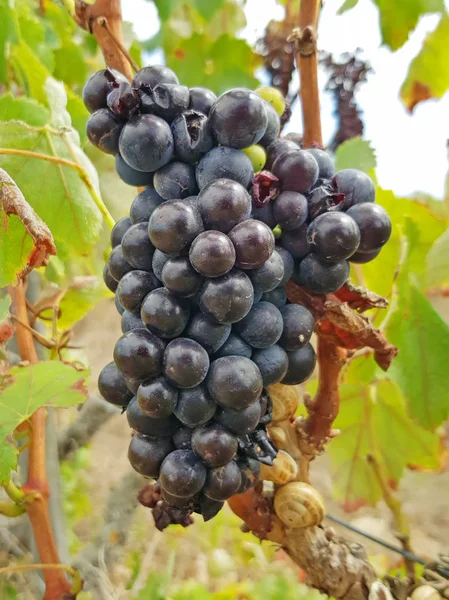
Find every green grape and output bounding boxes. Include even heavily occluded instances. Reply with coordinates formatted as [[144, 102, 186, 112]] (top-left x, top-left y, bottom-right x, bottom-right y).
[[256, 86, 286, 116], [242, 145, 267, 172]]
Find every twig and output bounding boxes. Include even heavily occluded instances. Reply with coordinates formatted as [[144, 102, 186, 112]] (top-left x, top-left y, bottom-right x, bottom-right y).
[[288, 0, 322, 146], [9, 281, 71, 599], [0, 148, 115, 231], [0, 563, 82, 595], [367, 454, 415, 581], [96, 16, 139, 72]]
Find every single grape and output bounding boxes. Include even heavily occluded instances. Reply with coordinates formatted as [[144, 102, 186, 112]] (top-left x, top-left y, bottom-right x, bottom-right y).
[[196, 147, 254, 190], [276, 246, 295, 286], [249, 250, 284, 292], [273, 191, 308, 231], [295, 254, 350, 295], [111, 217, 132, 248], [265, 138, 299, 170], [128, 434, 174, 478], [204, 461, 242, 501], [152, 250, 171, 282], [82, 68, 127, 113], [189, 87, 217, 115], [209, 88, 268, 148], [279, 304, 315, 351], [189, 231, 236, 278], [130, 188, 164, 224], [160, 488, 193, 508], [174, 385, 216, 428], [261, 286, 287, 308], [173, 427, 192, 449], [280, 224, 310, 259], [252, 344, 289, 386], [198, 270, 254, 324], [242, 145, 267, 172], [171, 110, 214, 164], [127, 397, 180, 436], [159, 449, 207, 497], [98, 361, 133, 407], [103, 263, 118, 292], [253, 289, 263, 303], [283, 132, 303, 146], [349, 247, 382, 264], [107, 81, 140, 119], [121, 222, 155, 271], [137, 377, 178, 418], [206, 356, 263, 409], [333, 169, 375, 210], [235, 302, 283, 349], [138, 83, 189, 121], [197, 495, 224, 521], [307, 212, 360, 261], [259, 101, 281, 147], [124, 377, 143, 395], [282, 343, 316, 385], [149, 201, 204, 255], [132, 65, 179, 88], [86, 109, 123, 155], [212, 333, 252, 359], [163, 338, 210, 388], [215, 402, 261, 435], [141, 288, 190, 339], [306, 148, 335, 179], [346, 203, 392, 252], [113, 329, 165, 380], [307, 180, 345, 221], [272, 150, 319, 193], [115, 154, 154, 187], [119, 114, 174, 172], [185, 313, 231, 354], [197, 178, 251, 233], [121, 311, 144, 333], [251, 202, 276, 229], [162, 257, 204, 298], [229, 220, 275, 269], [237, 457, 260, 493], [192, 422, 238, 467], [153, 161, 198, 200], [117, 270, 160, 313], [115, 294, 125, 315], [256, 86, 286, 116], [108, 246, 133, 282], [183, 195, 199, 208]]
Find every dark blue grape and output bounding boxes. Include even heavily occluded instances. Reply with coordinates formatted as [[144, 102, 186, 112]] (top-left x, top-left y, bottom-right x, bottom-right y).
[[279, 304, 315, 351], [192, 422, 238, 467], [272, 150, 319, 193], [273, 191, 308, 231], [346, 203, 391, 252], [294, 254, 350, 295], [249, 249, 284, 292], [130, 188, 164, 224], [119, 114, 174, 172], [307, 212, 360, 261], [113, 329, 164, 380], [117, 270, 160, 313], [174, 385, 216, 427], [229, 220, 275, 269], [306, 148, 335, 179], [235, 302, 283, 349], [154, 161, 198, 200], [115, 154, 154, 187], [149, 201, 204, 255], [111, 217, 132, 248], [127, 397, 180, 437], [206, 356, 262, 409], [280, 224, 310, 259], [198, 270, 254, 324], [128, 434, 174, 478], [282, 343, 316, 385], [333, 169, 375, 210], [122, 222, 155, 271], [283, 132, 303, 146], [141, 288, 190, 339], [108, 246, 133, 282], [189, 231, 236, 278], [259, 101, 280, 147], [86, 109, 123, 155], [137, 377, 178, 418], [132, 65, 179, 88], [251, 202, 276, 229], [185, 313, 231, 354], [98, 361, 133, 407], [196, 147, 254, 190], [171, 110, 214, 164], [215, 402, 261, 434], [252, 344, 289, 386], [204, 461, 242, 501], [189, 87, 217, 115], [349, 247, 382, 264], [152, 249, 171, 281], [121, 311, 144, 333], [265, 138, 299, 170], [261, 286, 287, 308], [83, 68, 127, 113], [163, 338, 210, 389], [138, 83, 189, 121], [103, 263, 118, 292], [276, 246, 295, 286], [159, 449, 207, 498], [197, 178, 251, 233], [161, 257, 203, 298], [115, 294, 125, 315], [212, 333, 252, 359]]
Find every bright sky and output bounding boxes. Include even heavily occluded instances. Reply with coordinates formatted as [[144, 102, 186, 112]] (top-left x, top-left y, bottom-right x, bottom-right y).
[[122, 0, 449, 199]]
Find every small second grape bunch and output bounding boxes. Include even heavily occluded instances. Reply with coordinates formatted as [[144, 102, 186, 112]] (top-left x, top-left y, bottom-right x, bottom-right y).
[[86, 63, 392, 529]]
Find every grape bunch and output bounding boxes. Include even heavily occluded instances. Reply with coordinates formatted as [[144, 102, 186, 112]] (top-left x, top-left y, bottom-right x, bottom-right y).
[[86, 64, 391, 527]]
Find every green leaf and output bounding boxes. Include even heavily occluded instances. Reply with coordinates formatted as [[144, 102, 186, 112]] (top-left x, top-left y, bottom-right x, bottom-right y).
[[0, 0, 19, 84], [53, 42, 88, 87], [372, 0, 444, 51], [426, 227, 449, 288], [19, 13, 55, 72], [334, 137, 376, 173], [401, 14, 449, 112], [337, 0, 359, 14], [195, 0, 225, 21], [386, 280, 449, 429], [0, 362, 88, 482], [10, 39, 51, 105], [0, 210, 34, 287], [153, 0, 183, 21], [57, 277, 111, 329], [0, 82, 103, 257], [0, 94, 50, 126], [66, 89, 89, 144], [328, 376, 441, 508]]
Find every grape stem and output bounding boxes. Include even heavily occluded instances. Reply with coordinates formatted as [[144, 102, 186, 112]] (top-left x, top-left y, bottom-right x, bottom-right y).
[[288, 0, 322, 147], [8, 281, 72, 599]]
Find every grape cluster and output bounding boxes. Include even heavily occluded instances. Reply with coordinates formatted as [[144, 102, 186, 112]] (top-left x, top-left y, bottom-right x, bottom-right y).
[[87, 64, 391, 526]]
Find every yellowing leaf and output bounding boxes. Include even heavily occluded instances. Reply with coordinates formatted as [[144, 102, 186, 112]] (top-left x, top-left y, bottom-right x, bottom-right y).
[[334, 137, 376, 173], [0, 361, 89, 482], [401, 14, 449, 111], [426, 227, 449, 288]]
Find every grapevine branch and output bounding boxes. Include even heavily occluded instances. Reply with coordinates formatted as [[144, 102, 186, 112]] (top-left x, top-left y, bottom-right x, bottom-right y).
[[9, 281, 72, 600]]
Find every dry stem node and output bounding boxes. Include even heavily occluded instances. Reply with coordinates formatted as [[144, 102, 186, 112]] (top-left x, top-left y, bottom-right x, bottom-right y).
[[287, 26, 317, 57]]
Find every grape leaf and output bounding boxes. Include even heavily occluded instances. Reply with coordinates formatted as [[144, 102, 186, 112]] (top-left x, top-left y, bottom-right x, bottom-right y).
[[426, 227, 449, 288], [328, 376, 441, 509], [337, 0, 359, 14], [195, 0, 225, 20], [10, 39, 51, 105], [0, 80, 103, 258], [0, 294, 14, 345], [0, 0, 19, 84], [0, 361, 89, 483], [0, 167, 56, 287], [372, 0, 443, 51], [334, 137, 376, 173], [0, 94, 50, 126], [401, 14, 449, 112], [386, 279, 449, 430], [53, 41, 88, 87], [57, 277, 111, 329]]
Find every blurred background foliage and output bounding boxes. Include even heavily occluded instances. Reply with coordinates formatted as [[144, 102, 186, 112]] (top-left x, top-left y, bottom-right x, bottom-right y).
[[1, 0, 449, 598]]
